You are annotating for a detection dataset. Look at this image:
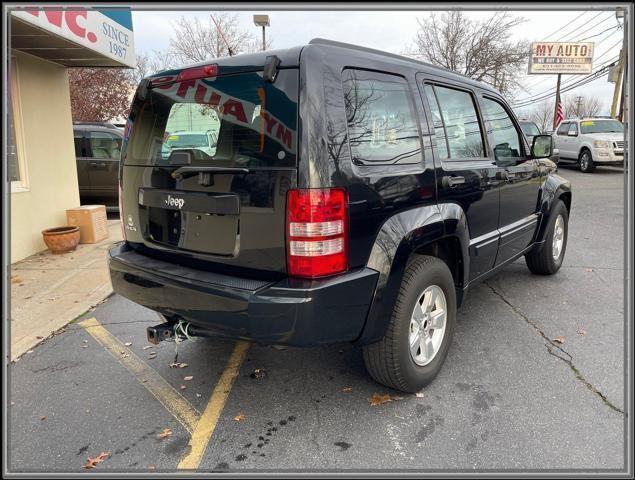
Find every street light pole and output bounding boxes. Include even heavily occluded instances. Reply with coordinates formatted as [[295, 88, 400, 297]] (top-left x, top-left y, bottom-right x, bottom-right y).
[[253, 15, 270, 52]]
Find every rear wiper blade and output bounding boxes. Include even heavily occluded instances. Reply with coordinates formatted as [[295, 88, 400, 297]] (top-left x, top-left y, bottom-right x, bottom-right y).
[[171, 166, 251, 181]]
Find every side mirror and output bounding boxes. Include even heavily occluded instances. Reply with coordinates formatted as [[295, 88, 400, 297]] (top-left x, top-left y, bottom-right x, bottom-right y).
[[531, 135, 553, 159]]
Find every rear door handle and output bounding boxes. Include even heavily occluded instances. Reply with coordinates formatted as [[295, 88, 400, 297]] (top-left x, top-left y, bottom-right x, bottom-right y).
[[89, 162, 107, 168], [442, 175, 465, 188]]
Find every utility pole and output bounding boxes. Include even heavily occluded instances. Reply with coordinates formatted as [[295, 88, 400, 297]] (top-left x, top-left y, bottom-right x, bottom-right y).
[[617, 7, 627, 122], [253, 15, 270, 52], [610, 50, 624, 118], [575, 96, 583, 117]]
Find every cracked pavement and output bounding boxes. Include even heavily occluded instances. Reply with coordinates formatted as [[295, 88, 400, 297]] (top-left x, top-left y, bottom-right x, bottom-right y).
[[8, 166, 626, 472]]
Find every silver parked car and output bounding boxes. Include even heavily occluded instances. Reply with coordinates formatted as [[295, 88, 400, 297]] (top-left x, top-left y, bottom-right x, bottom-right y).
[[552, 118, 625, 173]]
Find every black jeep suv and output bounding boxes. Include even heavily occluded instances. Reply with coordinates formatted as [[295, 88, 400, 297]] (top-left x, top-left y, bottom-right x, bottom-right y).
[[109, 39, 571, 392]]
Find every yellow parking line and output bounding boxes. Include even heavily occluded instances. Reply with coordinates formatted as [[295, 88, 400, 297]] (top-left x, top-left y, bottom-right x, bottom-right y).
[[177, 340, 250, 470], [79, 317, 200, 433]]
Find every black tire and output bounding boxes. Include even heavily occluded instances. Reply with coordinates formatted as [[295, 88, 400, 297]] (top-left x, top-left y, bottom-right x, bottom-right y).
[[362, 255, 457, 393], [579, 149, 595, 173], [525, 199, 568, 275]]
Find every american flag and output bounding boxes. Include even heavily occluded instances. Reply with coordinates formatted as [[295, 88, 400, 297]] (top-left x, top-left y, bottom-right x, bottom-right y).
[[554, 92, 564, 130]]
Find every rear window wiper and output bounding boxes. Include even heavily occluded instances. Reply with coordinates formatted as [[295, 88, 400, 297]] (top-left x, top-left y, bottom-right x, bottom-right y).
[[171, 166, 251, 182]]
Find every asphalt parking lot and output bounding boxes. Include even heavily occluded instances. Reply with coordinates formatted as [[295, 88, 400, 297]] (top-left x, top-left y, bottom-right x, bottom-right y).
[[8, 165, 627, 473]]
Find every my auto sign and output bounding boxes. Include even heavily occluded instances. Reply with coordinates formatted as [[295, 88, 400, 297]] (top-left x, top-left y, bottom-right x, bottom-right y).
[[529, 42, 594, 75], [12, 8, 135, 67]]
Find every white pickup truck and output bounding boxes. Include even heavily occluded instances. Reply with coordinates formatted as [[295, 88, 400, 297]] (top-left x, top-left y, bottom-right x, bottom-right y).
[[553, 118, 625, 173]]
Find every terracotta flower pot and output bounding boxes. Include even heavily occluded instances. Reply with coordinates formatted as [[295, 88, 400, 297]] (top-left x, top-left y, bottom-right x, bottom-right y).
[[41, 226, 81, 254]]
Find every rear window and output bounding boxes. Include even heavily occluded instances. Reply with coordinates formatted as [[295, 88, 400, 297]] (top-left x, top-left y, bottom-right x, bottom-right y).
[[125, 69, 298, 168], [580, 120, 624, 134]]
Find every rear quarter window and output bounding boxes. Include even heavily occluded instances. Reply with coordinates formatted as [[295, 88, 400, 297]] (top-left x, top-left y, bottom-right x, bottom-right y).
[[342, 69, 422, 165]]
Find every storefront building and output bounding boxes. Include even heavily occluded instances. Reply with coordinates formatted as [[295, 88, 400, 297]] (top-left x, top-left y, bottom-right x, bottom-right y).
[[8, 8, 135, 262]]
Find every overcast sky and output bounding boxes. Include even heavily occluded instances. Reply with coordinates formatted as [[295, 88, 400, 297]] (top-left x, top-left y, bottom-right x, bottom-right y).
[[131, 9, 625, 117]]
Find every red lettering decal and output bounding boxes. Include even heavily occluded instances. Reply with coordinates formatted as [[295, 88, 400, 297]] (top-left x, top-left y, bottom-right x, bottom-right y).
[[41, 10, 63, 27], [194, 85, 221, 106], [264, 112, 278, 134], [152, 76, 176, 89], [64, 10, 86, 37], [25, 8, 40, 17], [276, 124, 292, 150], [176, 79, 196, 98], [222, 99, 247, 123]]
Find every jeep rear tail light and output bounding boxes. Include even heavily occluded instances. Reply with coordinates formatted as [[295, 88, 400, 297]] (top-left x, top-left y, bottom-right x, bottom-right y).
[[286, 188, 348, 278]]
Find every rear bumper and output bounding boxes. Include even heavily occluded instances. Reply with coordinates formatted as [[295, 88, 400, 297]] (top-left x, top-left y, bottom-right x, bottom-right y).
[[108, 242, 379, 346]]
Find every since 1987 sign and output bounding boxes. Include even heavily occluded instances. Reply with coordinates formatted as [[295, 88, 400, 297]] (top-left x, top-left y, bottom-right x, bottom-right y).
[[529, 42, 594, 75]]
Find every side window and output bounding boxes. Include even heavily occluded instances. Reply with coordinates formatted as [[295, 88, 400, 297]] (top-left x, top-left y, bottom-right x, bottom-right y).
[[73, 130, 85, 157], [342, 69, 421, 165], [423, 85, 449, 160], [556, 122, 570, 135], [568, 123, 578, 136], [88, 131, 122, 160], [425, 84, 485, 159], [481, 97, 524, 161]]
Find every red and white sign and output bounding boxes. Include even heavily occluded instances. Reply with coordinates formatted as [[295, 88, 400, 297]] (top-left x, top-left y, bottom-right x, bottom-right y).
[[529, 42, 594, 75], [12, 8, 136, 67]]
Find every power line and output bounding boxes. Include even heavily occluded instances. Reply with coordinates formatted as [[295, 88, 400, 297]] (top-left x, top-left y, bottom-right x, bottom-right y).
[[512, 61, 617, 108], [554, 11, 612, 42], [542, 11, 590, 42]]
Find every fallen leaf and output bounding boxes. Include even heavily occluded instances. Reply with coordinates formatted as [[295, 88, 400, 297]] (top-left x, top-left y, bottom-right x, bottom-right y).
[[585, 268, 594, 272], [250, 368, 266, 379], [391, 395, 404, 401], [180, 385, 186, 390], [36, 336, 43, 339], [577, 329, 587, 336], [183, 375, 193, 381], [82, 345, 88, 349], [148, 465, 156, 470], [26, 350, 33, 354], [342, 387, 353, 393], [124, 342, 133, 347], [120, 353, 130, 359], [157, 428, 172, 439], [368, 393, 392, 406], [11, 276, 23, 284], [142, 346, 153, 350], [233, 413, 246, 422], [84, 452, 110, 469], [169, 362, 188, 368], [553, 336, 565, 344], [415, 391, 426, 398], [40, 416, 47, 421], [196, 393, 201, 398]]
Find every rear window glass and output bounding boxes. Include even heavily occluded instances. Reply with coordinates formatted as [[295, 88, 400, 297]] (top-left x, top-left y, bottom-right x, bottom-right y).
[[125, 70, 298, 168]]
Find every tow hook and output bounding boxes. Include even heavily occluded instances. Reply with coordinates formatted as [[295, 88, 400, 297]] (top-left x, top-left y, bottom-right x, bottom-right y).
[[147, 321, 176, 345]]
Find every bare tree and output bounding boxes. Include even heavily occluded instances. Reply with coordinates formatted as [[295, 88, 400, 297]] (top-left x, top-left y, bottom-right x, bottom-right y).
[[168, 13, 269, 64], [407, 12, 530, 96], [563, 95, 603, 118], [69, 68, 132, 121], [130, 50, 176, 84], [525, 100, 553, 133]]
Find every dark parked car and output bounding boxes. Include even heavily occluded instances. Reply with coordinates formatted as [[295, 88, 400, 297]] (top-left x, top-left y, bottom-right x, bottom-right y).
[[109, 39, 571, 392], [519, 120, 560, 166], [74, 122, 123, 207]]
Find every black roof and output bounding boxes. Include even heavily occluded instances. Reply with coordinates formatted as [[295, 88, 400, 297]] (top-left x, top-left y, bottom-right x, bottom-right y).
[[148, 38, 499, 95]]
